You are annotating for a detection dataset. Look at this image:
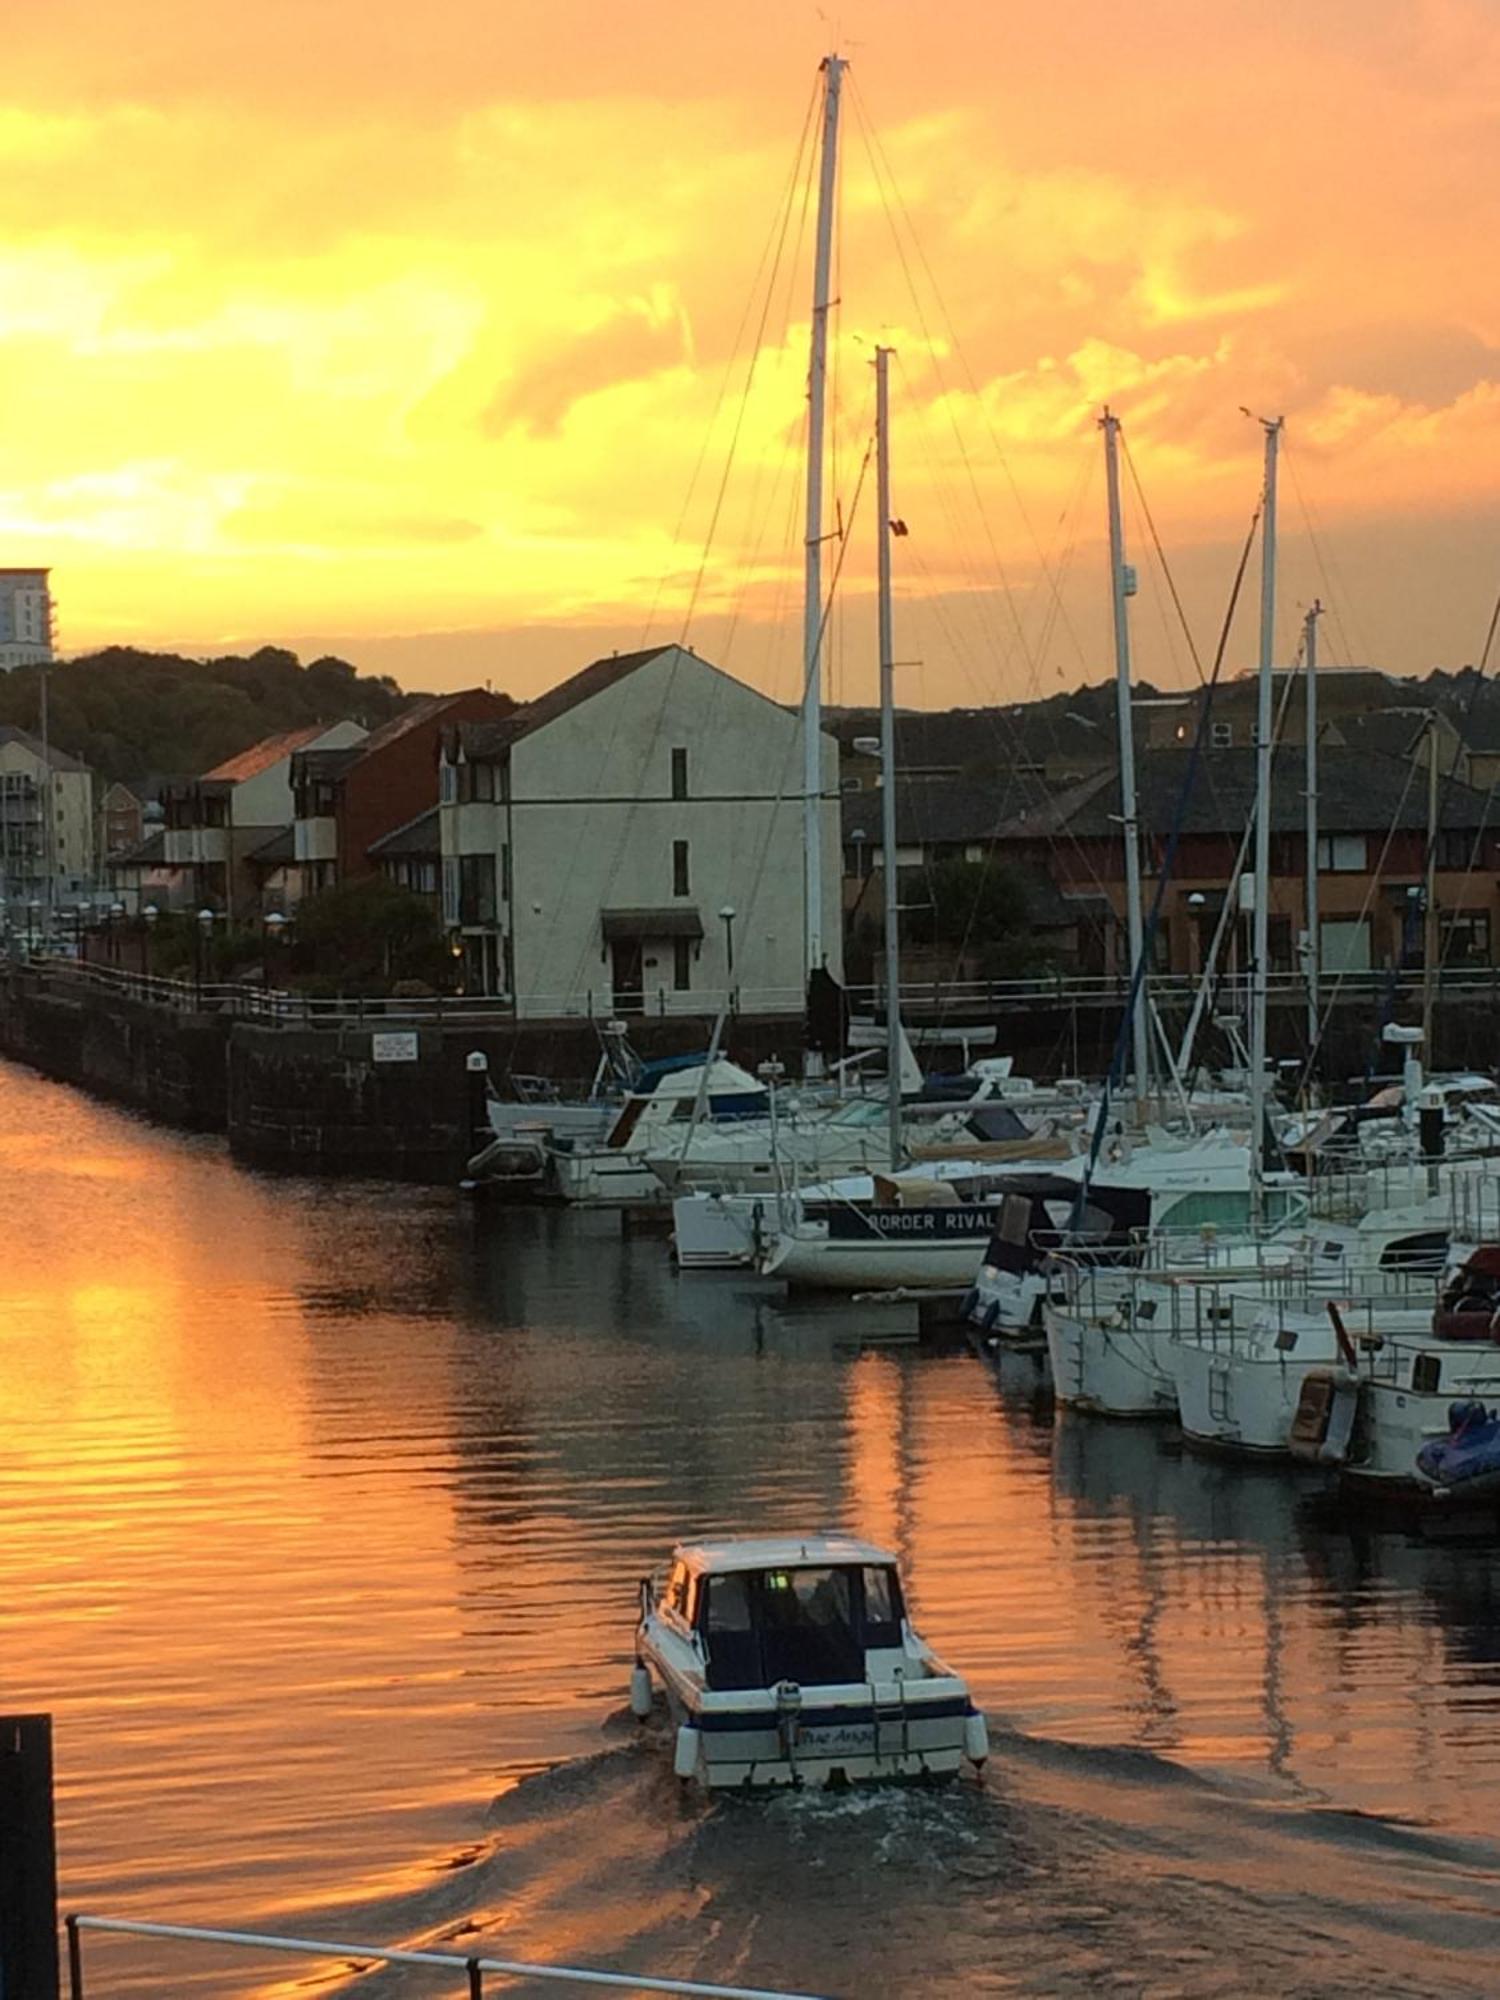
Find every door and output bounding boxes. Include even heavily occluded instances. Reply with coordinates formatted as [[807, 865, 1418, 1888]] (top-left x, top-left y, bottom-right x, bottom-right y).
[[611, 939, 644, 1015]]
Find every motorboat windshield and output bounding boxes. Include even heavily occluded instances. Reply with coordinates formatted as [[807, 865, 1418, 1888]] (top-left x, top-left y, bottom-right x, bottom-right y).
[[680, 1560, 907, 1692]]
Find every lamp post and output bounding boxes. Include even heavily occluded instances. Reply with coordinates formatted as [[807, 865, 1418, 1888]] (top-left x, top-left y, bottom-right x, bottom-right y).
[[264, 910, 288, 1006], [109, 900, 126, 966], [194, 906, 215, 1007], [142, 903, 159, 984], [719, 903, 736, 1003]]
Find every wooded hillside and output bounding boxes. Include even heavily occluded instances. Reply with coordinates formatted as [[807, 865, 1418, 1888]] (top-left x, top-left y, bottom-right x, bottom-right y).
[[0, 646, 415, 782]]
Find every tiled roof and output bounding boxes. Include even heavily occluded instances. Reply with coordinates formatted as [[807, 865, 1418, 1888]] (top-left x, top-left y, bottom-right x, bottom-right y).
[[842, 773, 1039, 847], [291, 745, 363, 784], [246, 824, 295, 865], [203, 724, 331, 784], [368, 806, 439, 858], [0, 723, 89, 773], [1038, 746, 1495, 840], [453, 647, 674, 760], [106, 828, 166, 868]]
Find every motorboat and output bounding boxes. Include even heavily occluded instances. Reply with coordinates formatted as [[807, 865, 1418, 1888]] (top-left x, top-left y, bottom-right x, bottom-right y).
[[1168, 1176, 1500, 1453], [630, 1534, 989, 1789], [648, 1067, 1081, 1202], [546, 1055, 771, 1205], [463, 1022, 643, 1191]]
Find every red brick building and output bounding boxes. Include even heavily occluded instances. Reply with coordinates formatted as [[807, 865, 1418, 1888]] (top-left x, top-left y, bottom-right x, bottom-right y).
[[287, 689, 511, 896]]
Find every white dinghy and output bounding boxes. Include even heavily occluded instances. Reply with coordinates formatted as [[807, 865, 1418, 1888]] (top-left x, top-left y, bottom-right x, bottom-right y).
[[631, 1535, 988, 1790]]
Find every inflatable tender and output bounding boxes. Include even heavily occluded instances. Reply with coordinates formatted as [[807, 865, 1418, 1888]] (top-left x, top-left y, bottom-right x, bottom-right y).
[[1415, 1399, 1500, 1496]]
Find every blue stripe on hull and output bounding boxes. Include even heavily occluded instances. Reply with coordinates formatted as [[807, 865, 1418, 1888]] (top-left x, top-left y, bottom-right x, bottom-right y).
[[693, 1695, 972, 1732]]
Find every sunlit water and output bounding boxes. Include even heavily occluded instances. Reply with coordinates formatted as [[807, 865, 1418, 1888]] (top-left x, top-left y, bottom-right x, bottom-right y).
[[5, 1061, 1500, 1996]]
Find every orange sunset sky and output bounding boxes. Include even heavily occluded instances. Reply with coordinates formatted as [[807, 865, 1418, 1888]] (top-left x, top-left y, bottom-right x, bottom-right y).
[[7, 0, 1500, 710]]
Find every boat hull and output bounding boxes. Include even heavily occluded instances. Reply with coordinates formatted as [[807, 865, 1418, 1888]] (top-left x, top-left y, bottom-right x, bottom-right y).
[[1044, 1300, 1177, 1418], [641, 1648, 976, 1788], [764, 1231, 989, 1291]]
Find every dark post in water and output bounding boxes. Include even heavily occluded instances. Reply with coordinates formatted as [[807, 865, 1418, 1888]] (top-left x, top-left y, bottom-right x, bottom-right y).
[[0, 1714, 61, 2000]]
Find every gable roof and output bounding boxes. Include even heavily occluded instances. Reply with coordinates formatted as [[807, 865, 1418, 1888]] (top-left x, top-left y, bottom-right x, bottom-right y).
[[204, 724, 331, 784], [1030, 746, 1496, 841], [0, 723, 89, 773], [452, 647, 674, 760], [368, 806, 440, 858]]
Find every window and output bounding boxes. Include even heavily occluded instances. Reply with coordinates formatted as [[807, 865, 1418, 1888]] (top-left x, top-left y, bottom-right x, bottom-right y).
[[1320, 915, 1371, 973], [673, 936, 692, 991], [1436, 829, 1478, 871], [439, 761, 458, 804], [500, 843, 512, 904], [1441, 910, 1491, 966], [1211, 722, 1233, 749], [442, 855, 460, 927], [1316, 834, 1366, 873], [458, 853, 496, 926], [671, 747, 688, 800], [673, 839, 690, 896]]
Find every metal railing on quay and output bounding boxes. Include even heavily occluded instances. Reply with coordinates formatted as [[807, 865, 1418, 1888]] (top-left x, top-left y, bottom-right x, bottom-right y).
[[18, 950, 1500, 1031], [63, 1913, 829, 2000]]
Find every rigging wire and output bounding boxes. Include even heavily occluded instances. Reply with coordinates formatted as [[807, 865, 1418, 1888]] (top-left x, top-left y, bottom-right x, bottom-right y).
[[558, 82, 822, 1000], [1073, 494, 1264, 1212], [848, 73, 1096, 689], [635, 74, 820, 655]]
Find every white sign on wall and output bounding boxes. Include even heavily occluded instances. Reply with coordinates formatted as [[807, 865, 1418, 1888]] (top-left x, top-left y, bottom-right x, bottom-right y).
[[371, 1031, 420, 1064]]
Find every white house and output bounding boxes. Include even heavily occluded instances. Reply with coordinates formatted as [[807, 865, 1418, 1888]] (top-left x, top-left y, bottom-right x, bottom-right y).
[[438, 644, 842, 1016], [0, 724, 93, 902], [161, 720, 366, 915]]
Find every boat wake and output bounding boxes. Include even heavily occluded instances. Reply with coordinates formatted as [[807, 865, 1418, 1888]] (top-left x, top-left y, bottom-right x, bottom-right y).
[[268, 1717, 1500, 1998]]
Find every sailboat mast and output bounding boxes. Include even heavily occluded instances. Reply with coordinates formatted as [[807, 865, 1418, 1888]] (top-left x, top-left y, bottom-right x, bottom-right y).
[[876, 345, 902, 1170], [1101, 408, 1150, 1114], [1249, 416, 1283, 1227], [1303, 599, 1322, 1058], [801, 53, 845, 1011]]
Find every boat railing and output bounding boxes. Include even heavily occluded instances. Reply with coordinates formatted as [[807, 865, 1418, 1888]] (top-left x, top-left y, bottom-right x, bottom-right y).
[[1051, 1250, 1448, 1353], [1355, 1333, 1500, 1396], [61, 1913, 827, 2000]]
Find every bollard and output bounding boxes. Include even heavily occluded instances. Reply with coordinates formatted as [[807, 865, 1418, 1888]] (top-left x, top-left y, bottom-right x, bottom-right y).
[[0, 1714, 61, 2000], [465, 1050, 490, 1147]]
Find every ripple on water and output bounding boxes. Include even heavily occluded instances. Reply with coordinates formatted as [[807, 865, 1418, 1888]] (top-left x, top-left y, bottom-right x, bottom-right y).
[[6, 1063, 1500, 1995]]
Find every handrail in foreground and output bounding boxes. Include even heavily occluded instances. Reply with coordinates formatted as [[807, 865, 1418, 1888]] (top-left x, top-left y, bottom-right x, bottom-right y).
[[64, 1912, 829, 1999]]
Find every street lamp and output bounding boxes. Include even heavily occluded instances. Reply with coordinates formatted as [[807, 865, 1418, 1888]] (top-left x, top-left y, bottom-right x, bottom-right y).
[[719, 903, 737, 980], [194, 906, 215, 1006], [264, 910, 288, 995], [142, 903, 159, 982]]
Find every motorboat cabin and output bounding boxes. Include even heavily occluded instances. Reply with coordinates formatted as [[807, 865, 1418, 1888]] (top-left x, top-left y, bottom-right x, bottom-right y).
[[631, 1535, 988, 1789]]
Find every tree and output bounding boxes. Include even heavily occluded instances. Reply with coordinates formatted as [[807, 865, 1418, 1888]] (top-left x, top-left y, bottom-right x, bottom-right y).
[[287, 879, 453, 995], [903, 857, 1045, 977]]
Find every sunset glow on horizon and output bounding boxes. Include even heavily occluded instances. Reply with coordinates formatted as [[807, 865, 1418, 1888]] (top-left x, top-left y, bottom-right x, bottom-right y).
[[8, 0, 1500, 706]]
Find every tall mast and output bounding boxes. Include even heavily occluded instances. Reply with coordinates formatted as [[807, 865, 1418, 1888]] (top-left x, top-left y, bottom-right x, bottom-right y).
[[1303, 600, 1322, 1062], [1101, 408, 1149, 1114], [1249, 416, 1283, 1227], [876, 346, 902, 1170], [800, 53, 845, 1014], [1423, 712, 1441, 1060]]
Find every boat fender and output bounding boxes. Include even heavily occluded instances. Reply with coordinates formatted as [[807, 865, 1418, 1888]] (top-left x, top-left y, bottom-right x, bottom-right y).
[[964, 1710, 990, 1767], [629, 1663, 653, 1720], [983, 1299, 1001, 1332], [673, 1722, 701, 1782]]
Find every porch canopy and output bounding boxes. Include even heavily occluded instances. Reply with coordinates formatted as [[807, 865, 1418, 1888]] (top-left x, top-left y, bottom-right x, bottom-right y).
[[601, 907, 704, 941]]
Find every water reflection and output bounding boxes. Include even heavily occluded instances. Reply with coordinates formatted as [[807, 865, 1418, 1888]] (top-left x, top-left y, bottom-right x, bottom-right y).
[[4, 1063, 1500, 1996]]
